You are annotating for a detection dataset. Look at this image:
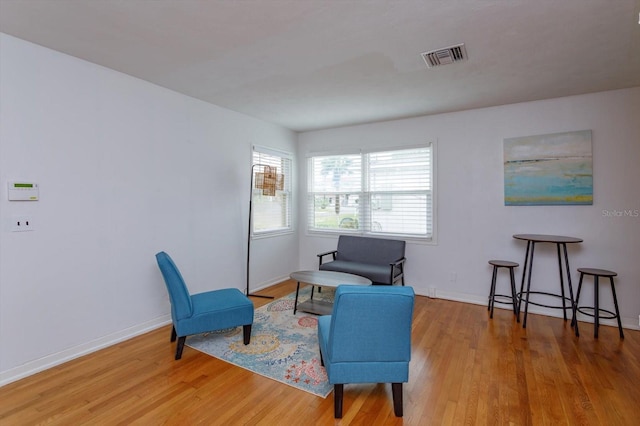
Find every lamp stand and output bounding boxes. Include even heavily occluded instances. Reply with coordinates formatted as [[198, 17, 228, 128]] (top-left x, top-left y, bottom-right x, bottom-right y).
[[246, 164, 274, 299]]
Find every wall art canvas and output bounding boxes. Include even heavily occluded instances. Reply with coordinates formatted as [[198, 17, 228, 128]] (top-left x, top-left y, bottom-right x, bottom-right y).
[[504, 130, 593, 206]]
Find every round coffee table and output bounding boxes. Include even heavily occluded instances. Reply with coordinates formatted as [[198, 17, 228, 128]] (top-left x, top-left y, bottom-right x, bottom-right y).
[[290, 270, 372, 315]]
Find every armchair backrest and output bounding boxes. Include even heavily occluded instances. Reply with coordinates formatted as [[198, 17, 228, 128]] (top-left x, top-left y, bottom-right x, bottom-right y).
[[336, 235, 406, 264], [327, 285, 414, 362], [155, 251, 193, 320]]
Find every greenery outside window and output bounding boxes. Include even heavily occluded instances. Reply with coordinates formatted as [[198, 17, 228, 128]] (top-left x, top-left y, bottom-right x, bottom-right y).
[[307, 145, 433, 239], [252, 146, 292, 236]]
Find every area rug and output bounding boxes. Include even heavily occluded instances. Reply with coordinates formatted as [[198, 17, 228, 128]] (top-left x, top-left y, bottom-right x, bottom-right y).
[[187, 287, 335, 397]]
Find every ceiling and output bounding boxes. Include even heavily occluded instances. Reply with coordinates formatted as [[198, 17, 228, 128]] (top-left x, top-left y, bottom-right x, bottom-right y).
[[1, 0, 639, 132]]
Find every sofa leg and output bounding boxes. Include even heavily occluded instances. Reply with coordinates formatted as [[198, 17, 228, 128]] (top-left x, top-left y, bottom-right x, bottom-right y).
[[170, 325, 177, 342], [392, 383, 403, 417], [243, 324, 252, 345], [175, 336, 186, 360], [334, 384, 343, 418]]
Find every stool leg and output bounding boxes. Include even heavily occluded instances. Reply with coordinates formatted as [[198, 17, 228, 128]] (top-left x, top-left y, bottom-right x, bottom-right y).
[[594, 275, 599, 338], [562, 244, 577, 328], [556, 244, 567, 321], [573, 273, 584, 337], [609, 277, 624, 339], [517, 242, 530, 321], [487, 267, 494, 311], [489, 266, 498, 318], [509, 267, 518, 318], [522, 243, 535, 328]]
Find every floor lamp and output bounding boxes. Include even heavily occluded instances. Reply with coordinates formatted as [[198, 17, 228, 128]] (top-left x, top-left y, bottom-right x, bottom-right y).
[[246, 164, 283, 299]]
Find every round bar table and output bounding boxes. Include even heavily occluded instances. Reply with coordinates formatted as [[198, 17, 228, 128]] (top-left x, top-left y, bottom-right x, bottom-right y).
[[513, 234, 583, 328]]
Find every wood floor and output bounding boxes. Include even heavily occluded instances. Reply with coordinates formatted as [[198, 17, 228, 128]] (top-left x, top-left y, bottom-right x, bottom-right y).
[[2, 280, 639, 425]]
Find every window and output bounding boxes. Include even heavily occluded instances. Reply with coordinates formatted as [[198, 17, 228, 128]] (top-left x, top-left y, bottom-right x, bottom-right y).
[[307, 145, 433, 239], [252, 146, 292, 236]]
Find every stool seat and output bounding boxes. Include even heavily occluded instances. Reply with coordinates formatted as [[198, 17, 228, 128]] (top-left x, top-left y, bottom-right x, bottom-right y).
[[487, 260, 519, 320], [489, 260, 519, 268], [577, 268, 617, 277], [573, 268, 624, 339]]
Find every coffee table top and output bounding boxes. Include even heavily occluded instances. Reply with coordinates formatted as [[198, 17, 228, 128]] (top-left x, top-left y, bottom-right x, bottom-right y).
[[290, 270, 372, 287]]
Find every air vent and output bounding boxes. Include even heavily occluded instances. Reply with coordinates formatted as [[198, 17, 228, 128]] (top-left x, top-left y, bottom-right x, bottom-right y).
[[421, 43, 468, 68]]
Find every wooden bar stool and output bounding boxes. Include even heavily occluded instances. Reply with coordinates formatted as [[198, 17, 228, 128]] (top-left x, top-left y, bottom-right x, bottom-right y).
[[573, 268, 624, 339], [487, 260, 519, 320]]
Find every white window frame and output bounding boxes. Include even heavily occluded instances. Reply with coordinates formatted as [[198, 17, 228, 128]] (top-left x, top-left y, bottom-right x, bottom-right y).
[[251, 145, 293, 238], [307, 143, 435, 241]]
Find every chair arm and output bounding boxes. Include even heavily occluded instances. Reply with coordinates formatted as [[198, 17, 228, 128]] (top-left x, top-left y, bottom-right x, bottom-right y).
[[318, 250, 338, 267], [389, 257, 406, 285], [390, 257, 406, 267]]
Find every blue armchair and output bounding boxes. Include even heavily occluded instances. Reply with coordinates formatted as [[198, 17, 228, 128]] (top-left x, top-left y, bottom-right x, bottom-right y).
[[318, 285, 415, 418], [155, 251, 254, 360]]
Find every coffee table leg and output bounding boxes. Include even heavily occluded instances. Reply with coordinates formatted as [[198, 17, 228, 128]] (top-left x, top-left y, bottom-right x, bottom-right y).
[[294, 281, 301, 314]]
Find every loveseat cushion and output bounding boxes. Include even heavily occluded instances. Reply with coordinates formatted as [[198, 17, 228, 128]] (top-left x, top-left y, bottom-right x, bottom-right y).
[[335, 235, 405, 265], [320, 260, 397, 284]]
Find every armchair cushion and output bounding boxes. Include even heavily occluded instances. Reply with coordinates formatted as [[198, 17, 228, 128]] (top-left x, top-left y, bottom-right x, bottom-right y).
[[179, 288, 254, 337]]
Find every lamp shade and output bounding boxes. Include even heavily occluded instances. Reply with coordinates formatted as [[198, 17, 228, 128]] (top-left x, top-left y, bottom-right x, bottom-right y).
[[255, 165, 284, 196]]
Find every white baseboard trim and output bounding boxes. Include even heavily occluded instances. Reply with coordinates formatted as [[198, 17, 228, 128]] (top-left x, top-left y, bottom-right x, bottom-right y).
[[250, 275, 290, 293], [425, 289, 640, 331], [0, 315, 171, 387]]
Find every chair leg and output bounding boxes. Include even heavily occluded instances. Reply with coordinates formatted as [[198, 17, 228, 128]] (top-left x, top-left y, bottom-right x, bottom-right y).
[[170, 325, 177, 342], [175, 336, 186, 360], [334, 384, 344, 418], [243, 324, 252, 345], [392, 383, 403, 417]]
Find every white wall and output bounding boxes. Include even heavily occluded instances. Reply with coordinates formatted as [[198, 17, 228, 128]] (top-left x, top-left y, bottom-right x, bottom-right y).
[[0, 34, 298, 384], [298, 87, 640, 330]]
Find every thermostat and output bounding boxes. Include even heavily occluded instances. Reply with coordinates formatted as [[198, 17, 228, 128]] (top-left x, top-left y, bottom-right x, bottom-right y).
[[8, 182, 39, 201]]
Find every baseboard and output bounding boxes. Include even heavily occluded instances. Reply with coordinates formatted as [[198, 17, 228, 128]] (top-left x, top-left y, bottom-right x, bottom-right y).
[[0, 315, 171, 387], [250, 275, 290, 293], [427, 288, 640, 331]]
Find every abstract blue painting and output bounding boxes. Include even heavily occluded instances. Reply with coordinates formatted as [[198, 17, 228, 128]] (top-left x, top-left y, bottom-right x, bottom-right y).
[[504, 130, 593, 206]]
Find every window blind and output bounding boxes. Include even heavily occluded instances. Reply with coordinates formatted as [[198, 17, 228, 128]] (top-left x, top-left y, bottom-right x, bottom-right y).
[[307, 145, 433, 239]]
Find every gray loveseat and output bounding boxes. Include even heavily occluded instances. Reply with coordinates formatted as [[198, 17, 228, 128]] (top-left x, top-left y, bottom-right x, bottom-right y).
[[317, 235, 406, 285]]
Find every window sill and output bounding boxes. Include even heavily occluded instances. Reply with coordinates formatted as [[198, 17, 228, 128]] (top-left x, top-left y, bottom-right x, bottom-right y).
[[306, 229, 436, 245], [252, 229, 295, 240]]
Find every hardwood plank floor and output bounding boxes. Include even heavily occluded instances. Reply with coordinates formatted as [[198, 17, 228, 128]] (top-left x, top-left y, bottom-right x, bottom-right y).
[[1, 280, 639, 425]]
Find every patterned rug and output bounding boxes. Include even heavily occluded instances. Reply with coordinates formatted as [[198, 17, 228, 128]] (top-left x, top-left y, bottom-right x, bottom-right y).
[[187, 287, 334, 397]]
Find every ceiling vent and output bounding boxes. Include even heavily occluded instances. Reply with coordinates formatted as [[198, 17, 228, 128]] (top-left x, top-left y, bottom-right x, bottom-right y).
[[421, 43, 468, 68]]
